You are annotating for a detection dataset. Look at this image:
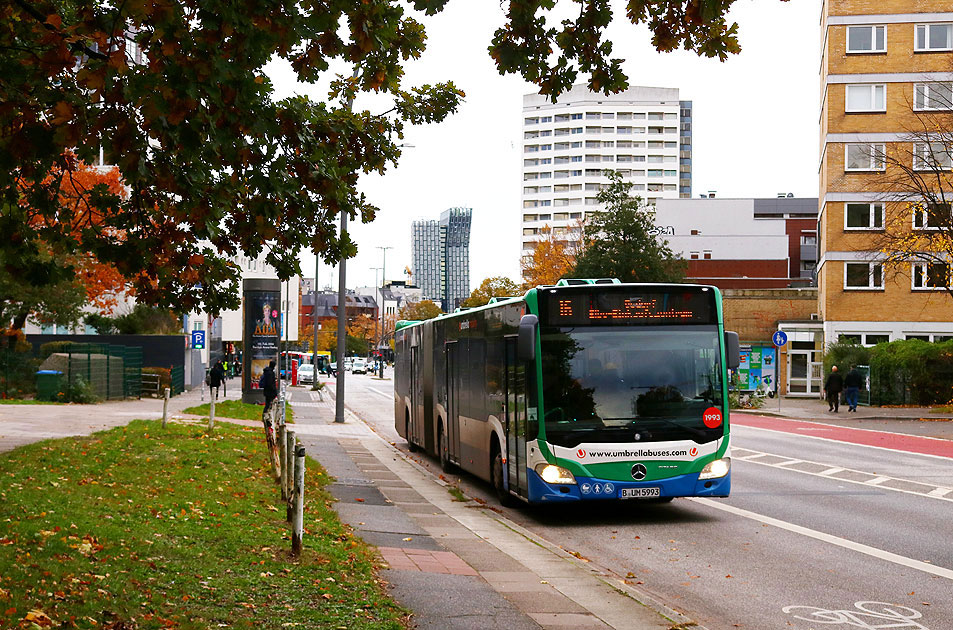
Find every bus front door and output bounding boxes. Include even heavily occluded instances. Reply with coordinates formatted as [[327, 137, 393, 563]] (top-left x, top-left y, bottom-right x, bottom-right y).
[[409, 346, 420, 445], [504, 337, 526, 496]]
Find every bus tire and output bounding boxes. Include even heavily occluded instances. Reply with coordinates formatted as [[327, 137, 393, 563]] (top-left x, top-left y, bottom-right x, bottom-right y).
[[492, 447, 518, 508], [405, 413, 419, 453], [438, 422, 453, 473]]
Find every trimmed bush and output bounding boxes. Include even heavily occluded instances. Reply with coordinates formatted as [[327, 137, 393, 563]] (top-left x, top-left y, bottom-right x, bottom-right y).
[[825, 339, 953, 406]]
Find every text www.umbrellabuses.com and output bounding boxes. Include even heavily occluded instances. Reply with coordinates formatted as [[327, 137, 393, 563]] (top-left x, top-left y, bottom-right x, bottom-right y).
[[581, 448, 690, 458]]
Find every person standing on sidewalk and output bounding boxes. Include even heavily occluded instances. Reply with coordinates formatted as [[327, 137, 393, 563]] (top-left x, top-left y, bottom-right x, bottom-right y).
[[824, 365, 843, 412], [209, 361, 225, 399], [844, 366, 862, 412]]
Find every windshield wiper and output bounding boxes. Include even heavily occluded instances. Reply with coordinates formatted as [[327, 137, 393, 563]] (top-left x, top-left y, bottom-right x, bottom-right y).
[[603, 416, 711, 440]]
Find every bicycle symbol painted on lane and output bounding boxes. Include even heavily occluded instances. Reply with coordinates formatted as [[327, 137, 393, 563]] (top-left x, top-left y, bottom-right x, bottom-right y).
[[782, 601, 929, 629]]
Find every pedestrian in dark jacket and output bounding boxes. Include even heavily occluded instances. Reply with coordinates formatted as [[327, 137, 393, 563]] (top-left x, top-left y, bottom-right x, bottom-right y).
[[261, 361, 278, 413], [844, 366, 863, 412], [210, 361, 225, 399], [824, 365, 843, 412]]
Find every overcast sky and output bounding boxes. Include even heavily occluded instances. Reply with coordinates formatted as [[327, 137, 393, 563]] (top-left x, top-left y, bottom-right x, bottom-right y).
[[267, 0, 821, 295]]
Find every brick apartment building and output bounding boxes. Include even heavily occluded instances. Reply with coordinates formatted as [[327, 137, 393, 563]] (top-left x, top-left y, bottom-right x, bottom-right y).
[[777, 0, 953, 396]]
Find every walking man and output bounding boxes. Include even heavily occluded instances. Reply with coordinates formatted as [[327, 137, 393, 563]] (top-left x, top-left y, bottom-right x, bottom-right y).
[[209, 361, 225, 400], [844, 365, 862, 412], [824, 365, 844, 413]]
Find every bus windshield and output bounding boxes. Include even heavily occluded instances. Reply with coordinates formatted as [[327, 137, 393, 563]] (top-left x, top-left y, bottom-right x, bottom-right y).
[[540, 325, 724, 447]]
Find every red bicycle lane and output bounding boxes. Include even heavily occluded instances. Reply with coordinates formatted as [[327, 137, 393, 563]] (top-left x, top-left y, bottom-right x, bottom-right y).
[[731, 413, 953, 459]]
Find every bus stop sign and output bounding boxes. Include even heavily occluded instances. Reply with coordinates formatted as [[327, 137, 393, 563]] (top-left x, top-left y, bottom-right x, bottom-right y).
[[772, 331, 788, 347]]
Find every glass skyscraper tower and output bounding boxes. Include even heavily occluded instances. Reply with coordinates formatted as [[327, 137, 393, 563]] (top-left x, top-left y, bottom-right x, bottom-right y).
[[411, 207, 472, 311]]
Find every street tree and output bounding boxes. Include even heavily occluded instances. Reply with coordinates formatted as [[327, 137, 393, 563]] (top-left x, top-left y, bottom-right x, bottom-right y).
[[863, 87, 953, 299], [461, 276, 521, 308], [572, 171, 686, 282], [398, 300, 443, 321], [4, 1, 759, 314], [521, 224, 581, 288]]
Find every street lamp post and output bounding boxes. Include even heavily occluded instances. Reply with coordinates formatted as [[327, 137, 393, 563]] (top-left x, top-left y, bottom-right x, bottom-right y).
[[376, 245, 392, 378]]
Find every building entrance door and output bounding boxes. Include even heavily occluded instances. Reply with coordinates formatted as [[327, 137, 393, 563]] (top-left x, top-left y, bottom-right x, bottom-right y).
[[787, 347, 821, 396]]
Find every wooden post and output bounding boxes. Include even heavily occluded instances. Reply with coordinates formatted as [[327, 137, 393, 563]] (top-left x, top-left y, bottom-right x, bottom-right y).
[[208, 396, 215, 431], [285, 430, 295, 522], [279, 424, 288, 496], [161, 387, 170, 428], [291, 444, 305, 557]]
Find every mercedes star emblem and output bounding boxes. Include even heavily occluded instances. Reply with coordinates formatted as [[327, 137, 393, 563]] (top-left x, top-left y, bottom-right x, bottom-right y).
[[631, 463, 647, 481]]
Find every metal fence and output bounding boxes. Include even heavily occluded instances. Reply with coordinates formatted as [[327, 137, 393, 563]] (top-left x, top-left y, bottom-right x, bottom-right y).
[[38, 342, 143, 400]]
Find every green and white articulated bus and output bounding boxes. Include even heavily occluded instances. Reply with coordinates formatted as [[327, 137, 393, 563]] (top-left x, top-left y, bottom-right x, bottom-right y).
[[393, 280, 740, 506]]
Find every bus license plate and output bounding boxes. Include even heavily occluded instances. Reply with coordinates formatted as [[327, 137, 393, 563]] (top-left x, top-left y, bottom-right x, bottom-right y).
[[620, 487, 661, 499]]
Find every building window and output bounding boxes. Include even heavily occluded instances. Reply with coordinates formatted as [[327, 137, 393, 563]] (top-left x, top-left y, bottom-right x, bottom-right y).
[[844, 143, 885, 171], [912, 262, 949, 290], [524, 117, 539, 125], [846, 84, 886, 112], [864, 334, 890, 345], [913, 142, 953, 170], [914, 82, 953, 110], [915, 23, 953, 51], [690, 251, 699, 260], [913, 202, 951, 229], [540, 115, 552, 123], [801, 234, 817, 246], [847, 25, 886, 53], [845, 202, 884, 230], [703, 251, 712, 260], [845, 262, 884, 289]]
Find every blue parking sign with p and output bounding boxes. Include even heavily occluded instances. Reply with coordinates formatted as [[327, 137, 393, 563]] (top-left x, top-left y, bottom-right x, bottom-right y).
[[773, 331, 788, 347], [192, 330, 206, 349]]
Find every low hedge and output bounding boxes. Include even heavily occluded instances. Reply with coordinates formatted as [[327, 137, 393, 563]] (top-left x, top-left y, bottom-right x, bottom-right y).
[[825, 339, 953, 406]]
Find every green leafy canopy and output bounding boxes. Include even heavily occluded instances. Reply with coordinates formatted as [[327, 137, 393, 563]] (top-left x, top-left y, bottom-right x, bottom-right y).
[[3, 0, 755, 315]]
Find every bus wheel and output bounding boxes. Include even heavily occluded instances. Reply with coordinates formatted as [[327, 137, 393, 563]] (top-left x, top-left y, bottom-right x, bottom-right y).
[[406, 417, 419, 453], [438, 423, 453, 473], [492, 447, 518, 508]]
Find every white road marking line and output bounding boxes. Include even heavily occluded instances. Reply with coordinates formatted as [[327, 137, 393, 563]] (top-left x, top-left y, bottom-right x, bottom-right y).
[[737, 453, 953, 503], [691, 498, 953, 581], [737, 453, 768, 460], [367, 387, 392, 400], [736, 423, 953, 462], [774, 459, 805, 467]]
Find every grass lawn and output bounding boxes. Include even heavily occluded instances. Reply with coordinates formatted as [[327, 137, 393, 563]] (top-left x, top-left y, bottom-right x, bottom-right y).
[[0, 420, 406, 629], [182, 400, 293, 423]]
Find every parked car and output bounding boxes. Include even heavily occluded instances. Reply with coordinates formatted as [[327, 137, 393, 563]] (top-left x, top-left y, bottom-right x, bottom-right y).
[[351, 358, 368, 374], [297, 364, 315, 385]]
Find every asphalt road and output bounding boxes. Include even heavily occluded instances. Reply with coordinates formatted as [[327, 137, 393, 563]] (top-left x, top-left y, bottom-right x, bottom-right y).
[[321, 374, 953, 630]]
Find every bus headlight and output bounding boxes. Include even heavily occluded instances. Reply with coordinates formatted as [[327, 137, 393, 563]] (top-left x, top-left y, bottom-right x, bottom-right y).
[[535, 463, 577, 485], [699, 457, 731, 480]]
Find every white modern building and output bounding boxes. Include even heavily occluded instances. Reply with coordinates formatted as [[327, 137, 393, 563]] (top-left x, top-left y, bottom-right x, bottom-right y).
[[521, 84, 693, 265]]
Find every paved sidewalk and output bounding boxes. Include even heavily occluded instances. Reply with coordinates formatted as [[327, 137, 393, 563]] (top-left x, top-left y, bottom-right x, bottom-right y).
[[286, 386, 688, 630]]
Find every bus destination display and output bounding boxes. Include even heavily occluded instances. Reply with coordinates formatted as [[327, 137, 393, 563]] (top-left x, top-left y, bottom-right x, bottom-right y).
[[543, 290, 715, 326]]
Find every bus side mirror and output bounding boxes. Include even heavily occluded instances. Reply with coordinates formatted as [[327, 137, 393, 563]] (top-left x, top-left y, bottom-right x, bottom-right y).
[[518, 314, 538, 363], [725, 331, 740, 370]]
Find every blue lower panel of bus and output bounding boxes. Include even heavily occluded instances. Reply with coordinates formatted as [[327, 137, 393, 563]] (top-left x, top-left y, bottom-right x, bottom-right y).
[[526, 469, 730, 503]]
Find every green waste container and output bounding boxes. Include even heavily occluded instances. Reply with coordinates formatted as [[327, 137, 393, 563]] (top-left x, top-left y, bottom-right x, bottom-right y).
[[35, 370, 64, 401]]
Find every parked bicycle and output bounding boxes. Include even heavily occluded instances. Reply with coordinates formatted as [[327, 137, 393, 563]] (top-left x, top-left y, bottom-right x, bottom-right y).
[[262, 399, 282, 479]]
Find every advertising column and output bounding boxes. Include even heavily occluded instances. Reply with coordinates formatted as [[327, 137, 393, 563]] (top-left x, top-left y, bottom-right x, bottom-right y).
[[242, 278, 281, 404]]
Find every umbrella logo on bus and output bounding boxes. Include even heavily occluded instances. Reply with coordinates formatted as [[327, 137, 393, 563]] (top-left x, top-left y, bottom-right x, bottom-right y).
[[576, 448, 587, 459], [631, 463, 647, 481]]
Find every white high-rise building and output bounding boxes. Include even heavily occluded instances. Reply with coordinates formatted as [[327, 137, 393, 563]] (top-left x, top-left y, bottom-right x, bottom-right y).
[[521, 85, 692, 267]]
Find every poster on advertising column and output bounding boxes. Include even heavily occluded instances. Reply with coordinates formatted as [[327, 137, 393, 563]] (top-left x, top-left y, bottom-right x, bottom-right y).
[[242, 279, 281, 404]]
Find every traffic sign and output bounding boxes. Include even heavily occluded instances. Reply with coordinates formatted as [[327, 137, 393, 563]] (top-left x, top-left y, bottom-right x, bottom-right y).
[[772, 331, 788, 347], [191, 330, 206, 350]]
